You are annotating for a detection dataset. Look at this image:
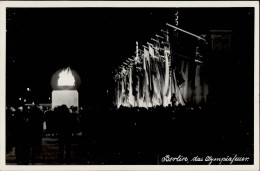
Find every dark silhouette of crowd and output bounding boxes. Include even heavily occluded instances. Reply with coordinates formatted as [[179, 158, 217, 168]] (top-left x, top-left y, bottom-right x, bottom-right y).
[[6, 105, 44, 164], [6, 104, 81, 164], [6, 103, 206, 164], [6, 103, 252, 165]]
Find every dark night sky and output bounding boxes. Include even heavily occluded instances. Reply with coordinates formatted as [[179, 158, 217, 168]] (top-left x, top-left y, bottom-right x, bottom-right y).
[[6, 8, 254, 107]]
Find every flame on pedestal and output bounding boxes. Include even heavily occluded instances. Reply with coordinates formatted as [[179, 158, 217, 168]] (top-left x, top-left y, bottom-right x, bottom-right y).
[[58, 67, 75, 86]]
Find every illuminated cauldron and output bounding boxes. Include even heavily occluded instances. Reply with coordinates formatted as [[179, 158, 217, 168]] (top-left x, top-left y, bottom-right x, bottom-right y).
[[50, 67, 81, 109]]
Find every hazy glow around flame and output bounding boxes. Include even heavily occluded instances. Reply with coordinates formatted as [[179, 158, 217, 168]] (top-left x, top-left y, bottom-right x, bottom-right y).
[[58, 67, 75, 86]]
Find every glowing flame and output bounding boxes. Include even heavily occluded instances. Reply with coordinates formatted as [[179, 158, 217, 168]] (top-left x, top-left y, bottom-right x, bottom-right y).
[[58, 67, 75, 86]]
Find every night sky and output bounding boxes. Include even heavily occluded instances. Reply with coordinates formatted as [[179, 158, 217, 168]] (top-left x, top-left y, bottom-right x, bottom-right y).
[[6, 8, 254, 108]]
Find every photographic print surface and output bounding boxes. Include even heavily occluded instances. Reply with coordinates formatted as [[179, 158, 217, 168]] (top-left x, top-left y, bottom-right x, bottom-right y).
[[1, 2, 259, 170]]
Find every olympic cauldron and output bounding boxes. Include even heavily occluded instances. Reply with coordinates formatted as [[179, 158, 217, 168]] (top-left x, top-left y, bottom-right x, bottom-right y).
[[50, 67, 81, 109]]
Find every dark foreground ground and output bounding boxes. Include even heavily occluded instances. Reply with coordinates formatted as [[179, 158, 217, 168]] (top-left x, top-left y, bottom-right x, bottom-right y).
[[6, 106, 253, 165]]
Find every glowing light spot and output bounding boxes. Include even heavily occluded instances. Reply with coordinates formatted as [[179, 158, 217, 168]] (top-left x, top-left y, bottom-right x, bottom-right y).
[[58, 67, 75, 86]]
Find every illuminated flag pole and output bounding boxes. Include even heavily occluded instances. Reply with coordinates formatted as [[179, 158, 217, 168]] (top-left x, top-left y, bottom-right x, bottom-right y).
[[151, 38, 159, 43], [161, 29, 168, 34], [155, 34, 164, 39], [135, 41, 140, 107], [147, 42, 153, 47], [142, 45, 148, 49], [166, 23, 207, 42]]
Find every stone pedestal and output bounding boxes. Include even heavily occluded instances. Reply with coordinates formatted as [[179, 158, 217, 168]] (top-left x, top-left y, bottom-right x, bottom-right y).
[[52, 90, 78, 109]]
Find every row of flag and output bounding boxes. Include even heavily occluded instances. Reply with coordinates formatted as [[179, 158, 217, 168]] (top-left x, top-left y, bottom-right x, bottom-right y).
[[114, 24, 209, 108]]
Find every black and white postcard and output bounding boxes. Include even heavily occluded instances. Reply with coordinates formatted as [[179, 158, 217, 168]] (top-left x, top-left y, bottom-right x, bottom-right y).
[[0, 1, 259, 171]]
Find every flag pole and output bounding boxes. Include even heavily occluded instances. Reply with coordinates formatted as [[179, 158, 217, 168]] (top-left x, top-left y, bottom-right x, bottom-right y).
[[136, 41, 138, 58], [155, 34, 164, 39], [147, 42, 153, 47], [142, 45, 148, 49], [151, 38, 159, 43], [166, 23, 206, 42], [161, 29, 169, 34]]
